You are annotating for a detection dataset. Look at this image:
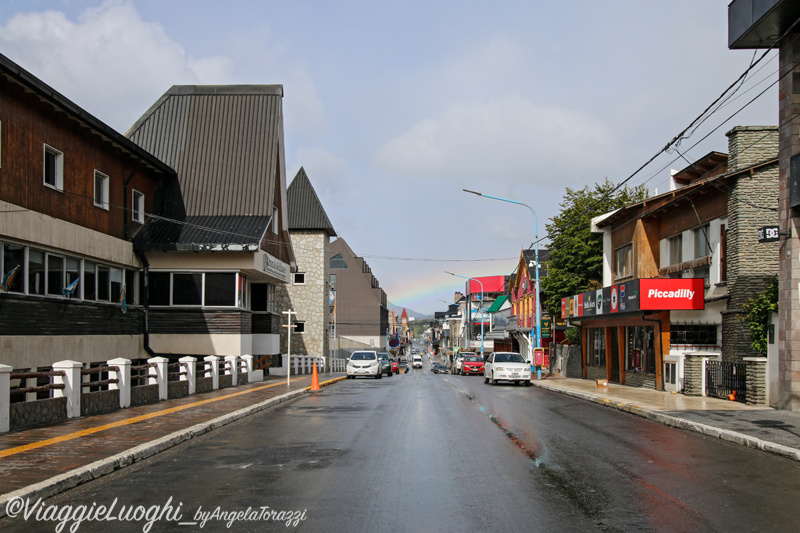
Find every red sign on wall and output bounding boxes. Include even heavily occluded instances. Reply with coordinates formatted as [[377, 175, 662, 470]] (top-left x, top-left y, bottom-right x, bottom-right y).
[[639, 278, 704, 310]]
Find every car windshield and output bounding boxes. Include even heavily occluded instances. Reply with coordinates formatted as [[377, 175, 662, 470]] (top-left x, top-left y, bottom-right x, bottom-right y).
[[351, 352, 376, 360], [378, 353, 389, 360], [495, 353, 525, 363], [465, 356, 482, 362]]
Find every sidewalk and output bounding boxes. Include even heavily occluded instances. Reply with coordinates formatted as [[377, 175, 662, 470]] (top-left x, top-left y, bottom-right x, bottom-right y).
[[531, 375, 800, 461], [0, 372, 345, 517]]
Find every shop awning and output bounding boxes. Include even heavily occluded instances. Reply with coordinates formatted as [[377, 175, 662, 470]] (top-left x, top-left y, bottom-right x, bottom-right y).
[[487, 295, 509, 313]]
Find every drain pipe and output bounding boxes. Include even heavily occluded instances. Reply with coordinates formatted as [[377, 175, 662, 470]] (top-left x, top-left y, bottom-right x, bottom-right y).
[[135, 250, 156, 357]]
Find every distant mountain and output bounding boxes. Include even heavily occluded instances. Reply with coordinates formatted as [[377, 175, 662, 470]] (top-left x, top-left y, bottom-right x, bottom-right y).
[[387, 302, 429, 320]]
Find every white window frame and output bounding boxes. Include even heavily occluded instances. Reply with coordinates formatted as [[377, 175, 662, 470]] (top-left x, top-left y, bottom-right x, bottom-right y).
[[694, 224, 710, 259], [132, 189, 145, 223], [294, 321, 306, 334], [94, 170, 110, 210], [669, 235, 683, 266], [293, 272, 306, 285], [43, 144, 64, 191], [614, 243, 633, 280]]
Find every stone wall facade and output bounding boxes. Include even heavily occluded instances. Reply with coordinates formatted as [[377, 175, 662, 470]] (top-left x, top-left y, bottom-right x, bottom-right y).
[[624, 373, 656, 389], [683, 355, 708, 396], [10, 397, 67, 431], [777, 29, 800, 410], [586, 366, 606, 381], [744, 357, 767, 406], [277, 231, 331, 358], [722, 126, 779, 363], [80, 389, 119, 416]]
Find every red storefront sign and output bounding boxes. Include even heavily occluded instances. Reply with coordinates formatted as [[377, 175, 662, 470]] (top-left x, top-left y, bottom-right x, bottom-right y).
[[639, 278, 704, 310]]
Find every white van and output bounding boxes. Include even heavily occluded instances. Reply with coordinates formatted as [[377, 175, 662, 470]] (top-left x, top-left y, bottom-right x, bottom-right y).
[[412, 355, 423, 369]]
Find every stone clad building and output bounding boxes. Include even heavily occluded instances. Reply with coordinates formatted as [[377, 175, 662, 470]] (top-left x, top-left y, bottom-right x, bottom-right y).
[[277, 168, 336, 358]]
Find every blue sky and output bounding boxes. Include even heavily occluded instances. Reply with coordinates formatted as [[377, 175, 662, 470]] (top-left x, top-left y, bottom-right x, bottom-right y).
[[0, 1, 778, 314]]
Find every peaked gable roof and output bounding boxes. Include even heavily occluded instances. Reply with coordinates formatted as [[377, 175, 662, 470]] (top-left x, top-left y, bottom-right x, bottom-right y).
[[126, 84, 285, 218], [287, 167, 336, 236]]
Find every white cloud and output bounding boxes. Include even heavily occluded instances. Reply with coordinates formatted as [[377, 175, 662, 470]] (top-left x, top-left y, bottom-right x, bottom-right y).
[[0, 0, 231, 132], [373, 94, 614, 188]]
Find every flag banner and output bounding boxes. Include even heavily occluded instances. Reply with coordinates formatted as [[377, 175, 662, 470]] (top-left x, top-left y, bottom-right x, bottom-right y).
[[1, 265, 21, 292], [62, 277, 80, 297], [119, 285, 127, 314]]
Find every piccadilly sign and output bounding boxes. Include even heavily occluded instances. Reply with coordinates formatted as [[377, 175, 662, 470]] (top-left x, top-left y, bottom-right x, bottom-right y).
[[562, 278, 704, 318]]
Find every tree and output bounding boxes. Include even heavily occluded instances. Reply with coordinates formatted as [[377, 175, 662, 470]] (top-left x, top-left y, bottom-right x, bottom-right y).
[[542, 179, 648, 319]]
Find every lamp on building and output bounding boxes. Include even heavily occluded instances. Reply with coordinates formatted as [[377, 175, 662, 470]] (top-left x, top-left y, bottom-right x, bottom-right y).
[[463, 189, 540, 358]]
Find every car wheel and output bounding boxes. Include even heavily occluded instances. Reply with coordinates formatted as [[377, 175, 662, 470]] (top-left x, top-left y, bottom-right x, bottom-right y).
[[492, 373, 498, 385], [484, 375, 489, 384], [524, 380, 531, 387], [387, 371, 392, 377], [376, 373, 382, 379]]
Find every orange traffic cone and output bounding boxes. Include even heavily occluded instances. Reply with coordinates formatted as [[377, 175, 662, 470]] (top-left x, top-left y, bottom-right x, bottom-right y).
[[311, 361, 321, 392], [728, 390, 736, 401]]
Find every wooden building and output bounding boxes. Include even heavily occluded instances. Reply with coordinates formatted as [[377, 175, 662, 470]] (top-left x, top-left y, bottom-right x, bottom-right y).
[[0, 52, 175, 369]]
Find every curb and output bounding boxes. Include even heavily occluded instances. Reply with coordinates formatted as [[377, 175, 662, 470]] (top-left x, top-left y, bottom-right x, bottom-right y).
[[531, 381, 800, 462], [0, 379, 343, 517]]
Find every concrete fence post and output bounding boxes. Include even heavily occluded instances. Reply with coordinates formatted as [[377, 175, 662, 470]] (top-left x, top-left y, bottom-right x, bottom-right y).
[[147, 357, 169, 400], [205, 356, 220, 390], [52, 360, 82, 418], [107, 358, 131, 408], [683, 354, 709, 397], [242, 355, 257, 383], [179, 356, 197, 395], [225, 355, 238, 386], [0, 364, 11, 433], [743, 357, 768, 406]]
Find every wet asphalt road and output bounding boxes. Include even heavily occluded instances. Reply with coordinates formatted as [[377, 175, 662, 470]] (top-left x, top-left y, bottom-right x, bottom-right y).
[[5, 362, 800, 532]]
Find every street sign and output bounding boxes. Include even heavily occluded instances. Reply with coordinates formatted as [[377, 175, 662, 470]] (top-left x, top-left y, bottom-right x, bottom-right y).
[[758, 226, 780, 243]]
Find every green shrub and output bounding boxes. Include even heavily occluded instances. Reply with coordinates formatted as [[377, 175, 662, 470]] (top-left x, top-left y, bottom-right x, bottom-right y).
[[741, 277, 778, 355]]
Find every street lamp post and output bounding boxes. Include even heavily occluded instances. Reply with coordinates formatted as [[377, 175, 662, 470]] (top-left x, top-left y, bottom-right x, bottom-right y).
[[445, 272, 484, 359], [463, 189, 541, 361]]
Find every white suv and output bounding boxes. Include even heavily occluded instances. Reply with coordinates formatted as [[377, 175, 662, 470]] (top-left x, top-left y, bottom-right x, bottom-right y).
[[412, 356, 423, 369], [346, 351, 382, 379]]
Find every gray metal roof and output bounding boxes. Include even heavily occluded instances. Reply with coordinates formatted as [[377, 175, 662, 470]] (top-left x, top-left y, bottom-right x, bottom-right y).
[[133, 215, 270, 252], [126, 85, 285, 217], [287, 167, 336, 236]]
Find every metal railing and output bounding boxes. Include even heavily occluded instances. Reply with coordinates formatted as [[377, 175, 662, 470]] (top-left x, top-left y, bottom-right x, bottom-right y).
[[706, 360, 746, 402]]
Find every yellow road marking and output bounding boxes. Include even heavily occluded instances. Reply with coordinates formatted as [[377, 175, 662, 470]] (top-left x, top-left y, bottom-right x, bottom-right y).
[[0, 377, 312, 459]]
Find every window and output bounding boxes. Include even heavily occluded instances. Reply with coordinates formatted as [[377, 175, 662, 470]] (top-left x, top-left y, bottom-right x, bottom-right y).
[[267, 283, 275, 312], [694, 225, 710, 258], [293, 272, 306, 285], [206, 273, 236, 306], [586, 328, 606, 367], [173, 273, 202, 305], [294, 321, 306, 334], [149, 272, 245, 307], [46, 254, 64, 296], [330, 254, 348, 269], [330, 274, 337, 284], [132, 190, 144, 223], [665, 362, 677, 385], [94, 171, 109, 210], [625, 326, 655, 374], [670, 324, 718, 347], [1, 243, 24, 293], [669, 234, 682, 265], [97, 265, 110, 301], [28, 249, 44, 295], [43, 145, 63, 190], [614, 243, 632, 279]]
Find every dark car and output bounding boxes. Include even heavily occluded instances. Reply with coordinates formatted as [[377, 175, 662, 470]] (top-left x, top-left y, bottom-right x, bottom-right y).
[[377, 352, 393, 377], [433, 362, 448, 374]]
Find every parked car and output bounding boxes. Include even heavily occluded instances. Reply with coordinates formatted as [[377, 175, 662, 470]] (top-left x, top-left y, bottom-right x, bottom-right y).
[[484, 352, 531, 386], [377, 352, 393, 377], [412, 355, 423, 369], [453, 352, 474, 375], [390, 357, 400, 374], [346, 351, 382, 379], [461, 355, 484, 376], [433, 362, 448, 374]]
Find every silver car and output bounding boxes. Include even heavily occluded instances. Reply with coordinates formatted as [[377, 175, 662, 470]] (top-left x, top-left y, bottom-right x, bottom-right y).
[[484, 352, 531, 386], [346, 351, 382, 379]]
